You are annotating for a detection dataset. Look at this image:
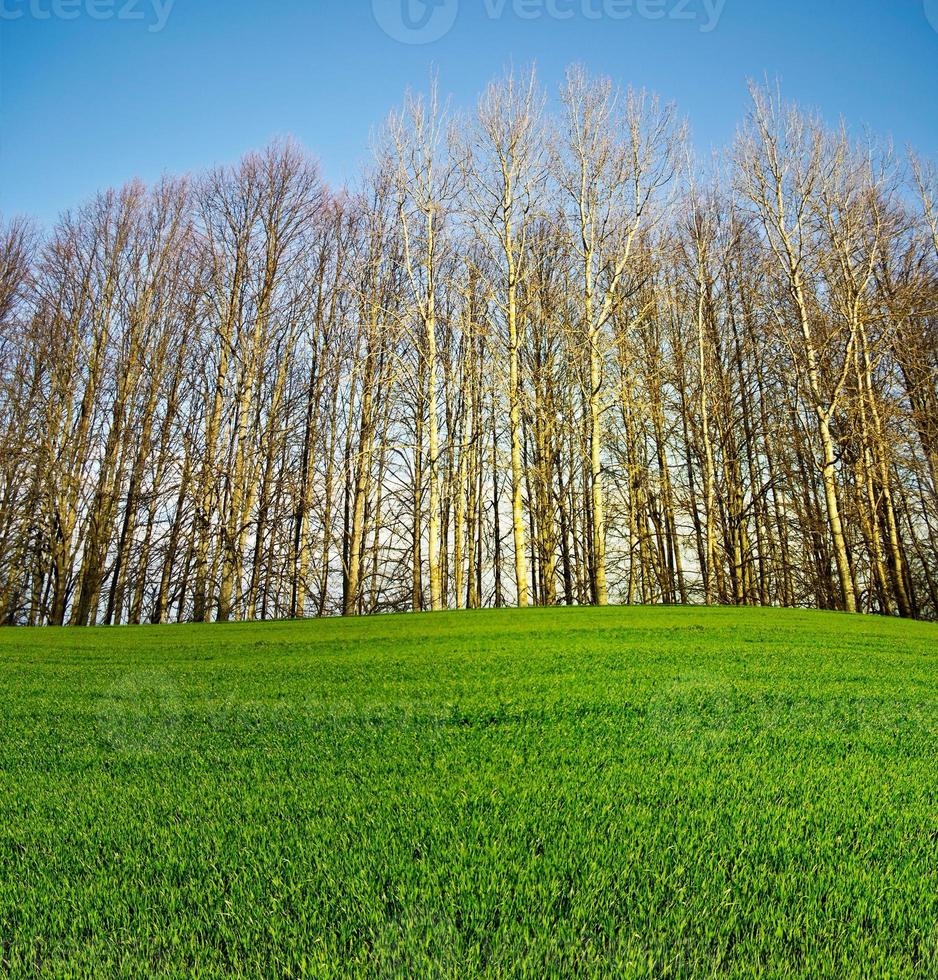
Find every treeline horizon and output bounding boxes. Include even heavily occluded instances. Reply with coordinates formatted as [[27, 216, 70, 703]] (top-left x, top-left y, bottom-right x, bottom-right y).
[[1, 67, 937, 626]]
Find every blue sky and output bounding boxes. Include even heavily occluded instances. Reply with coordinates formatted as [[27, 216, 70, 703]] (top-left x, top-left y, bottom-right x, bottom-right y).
[[2, 0, 937, 228]]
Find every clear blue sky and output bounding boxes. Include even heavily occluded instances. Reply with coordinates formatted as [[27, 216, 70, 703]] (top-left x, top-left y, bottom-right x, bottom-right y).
[[2, 0, 937, 228]]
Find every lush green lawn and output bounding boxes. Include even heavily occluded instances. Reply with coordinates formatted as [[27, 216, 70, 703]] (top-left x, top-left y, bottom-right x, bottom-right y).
[[0, 607, 936, 978]]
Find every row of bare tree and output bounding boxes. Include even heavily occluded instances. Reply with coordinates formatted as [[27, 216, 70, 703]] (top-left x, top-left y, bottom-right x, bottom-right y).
[[1, 69, 937, 625]]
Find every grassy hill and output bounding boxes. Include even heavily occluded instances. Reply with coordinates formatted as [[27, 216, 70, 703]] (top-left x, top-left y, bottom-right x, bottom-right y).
[[1, 606, 936, 977]]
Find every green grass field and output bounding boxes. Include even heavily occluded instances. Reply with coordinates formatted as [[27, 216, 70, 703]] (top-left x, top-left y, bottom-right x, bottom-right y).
[[1, 607, 936, 978]]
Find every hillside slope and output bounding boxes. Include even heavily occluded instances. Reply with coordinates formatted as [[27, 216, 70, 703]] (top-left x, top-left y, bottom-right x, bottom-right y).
[[1, 607, 936, 977]]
